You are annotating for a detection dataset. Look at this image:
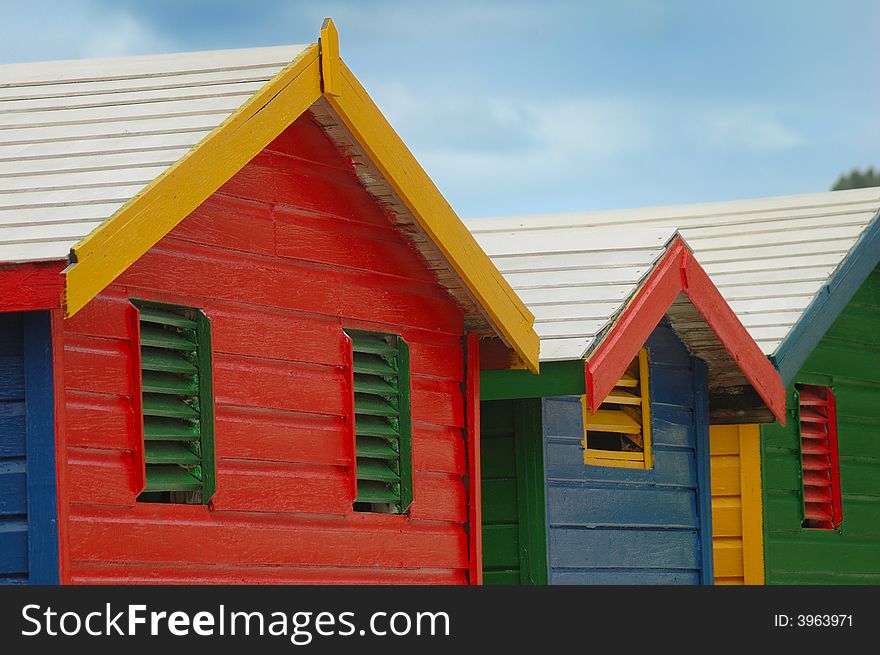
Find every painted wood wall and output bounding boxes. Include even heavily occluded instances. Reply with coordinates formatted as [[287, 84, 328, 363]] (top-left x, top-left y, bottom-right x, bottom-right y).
[[0, 311, 59, 584], [543, 323, 713, 584], [762, 263, 880, 584], [56, 112, 472, 584], [481, 398, 546, 585], [0, 313, 27, 583], [710, 424, 764, 584]]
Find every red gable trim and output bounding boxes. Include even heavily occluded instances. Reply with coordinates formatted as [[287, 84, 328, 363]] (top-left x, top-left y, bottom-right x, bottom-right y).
[[584, 237, 786, 424], [0, 262, 65, 312]]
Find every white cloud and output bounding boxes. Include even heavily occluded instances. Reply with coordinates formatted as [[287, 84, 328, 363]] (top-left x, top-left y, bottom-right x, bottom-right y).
[[282, 0, 558, 40], [0, 2, 173, 63], [367, 85, 662, 213], [375, 83, 655, 158], [79, 11, 174, 58], [701, 109, 805, 151], [367, 83, 812, 214]]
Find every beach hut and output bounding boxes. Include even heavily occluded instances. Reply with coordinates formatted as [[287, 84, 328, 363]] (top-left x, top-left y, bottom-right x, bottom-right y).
[[0, 20, 539, 585], [467, 223, 785, 585], [475, 188, 880, 584]]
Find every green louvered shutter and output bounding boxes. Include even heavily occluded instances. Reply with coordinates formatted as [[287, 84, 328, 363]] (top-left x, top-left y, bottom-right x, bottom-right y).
[[346, 330, 413, 514], [134, 301, 216, 504]]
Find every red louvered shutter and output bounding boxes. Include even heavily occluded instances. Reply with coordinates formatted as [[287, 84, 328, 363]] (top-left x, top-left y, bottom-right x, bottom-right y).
[[796, 384, 842, 529]]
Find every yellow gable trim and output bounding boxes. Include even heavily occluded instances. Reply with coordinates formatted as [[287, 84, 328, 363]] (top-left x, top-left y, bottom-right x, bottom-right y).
[[325, 59, 538, 372], [319, 17, 341, 97], [63, 19, 540, 372], [65, 44, 322, 316]]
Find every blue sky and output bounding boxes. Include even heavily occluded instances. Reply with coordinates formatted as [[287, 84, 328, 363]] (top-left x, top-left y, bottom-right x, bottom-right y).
[[3, 1, 878, 216]]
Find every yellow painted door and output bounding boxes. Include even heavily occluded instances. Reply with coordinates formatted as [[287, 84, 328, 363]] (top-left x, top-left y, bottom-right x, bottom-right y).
[[709, 425, 764, 584]]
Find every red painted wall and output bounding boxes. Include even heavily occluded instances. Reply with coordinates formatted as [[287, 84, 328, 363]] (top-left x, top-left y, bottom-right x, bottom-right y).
[[57, 113, 471, 584]]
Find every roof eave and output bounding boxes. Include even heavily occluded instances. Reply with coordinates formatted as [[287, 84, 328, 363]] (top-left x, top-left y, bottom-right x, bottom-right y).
[[771, 208, 880, 385], [318, 22, 538, 372]]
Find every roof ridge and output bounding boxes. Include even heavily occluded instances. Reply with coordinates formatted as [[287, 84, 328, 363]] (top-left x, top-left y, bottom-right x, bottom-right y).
[[466, 187, 880, 231]]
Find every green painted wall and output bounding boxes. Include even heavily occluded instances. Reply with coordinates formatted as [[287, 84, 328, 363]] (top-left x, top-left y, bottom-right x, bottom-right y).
[[481, 399, 547, 585], [762, 264, 880, 583]]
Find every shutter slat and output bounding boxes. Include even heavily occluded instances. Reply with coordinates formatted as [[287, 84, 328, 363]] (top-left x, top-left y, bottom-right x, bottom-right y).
[[144, 465, 202, 492], [799, 407, 830, 423], [353, 352, 397, 376], [143, 394, 199, 419], [144, 417, 199, 440], [356, 436, 399, 459], [585, 408, 642, 434], [804, 503, 833, 521], [804, 487, 832, 503], [803, 470, 831, 487], [351, 335, 398, 357], [354, 375, 398, 396], [140, 324, 197, 351], [606, 388, 641, 405], [145, 442, 200, 465], [356, 480, 400, 504], [801, 454, 831, 470], [798, 386, 828, 406], [141, 348, 197, 374], [801, 440, 830, 455], [356, 458, 399, 483], [138, 307, 198, 330], [354, 393, 398, 417], [355, 415, 399, 438], [800, 425, 829, 439], [142, 370, 198, 395]]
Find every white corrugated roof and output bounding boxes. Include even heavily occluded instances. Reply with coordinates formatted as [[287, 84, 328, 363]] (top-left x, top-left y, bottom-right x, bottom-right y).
[[467, 187, 880, 360], [0, 44, 307, 263], [471, 225, 679, 361]]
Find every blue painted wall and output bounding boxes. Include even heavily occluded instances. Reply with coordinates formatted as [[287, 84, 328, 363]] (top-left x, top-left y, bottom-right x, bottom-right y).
[[0, 313, 28, 583], [0, 312, 59, 584], [543, 322, 714, 584]]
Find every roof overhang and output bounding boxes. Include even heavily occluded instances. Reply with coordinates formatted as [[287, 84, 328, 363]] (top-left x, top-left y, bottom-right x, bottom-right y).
[[13, 19, 538, 371], [771, 208, 880, 384], [585, 236, 787, 424]]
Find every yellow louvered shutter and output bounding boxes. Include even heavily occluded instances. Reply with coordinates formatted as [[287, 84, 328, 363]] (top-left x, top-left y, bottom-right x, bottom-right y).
[[582, 349, 652, 469]]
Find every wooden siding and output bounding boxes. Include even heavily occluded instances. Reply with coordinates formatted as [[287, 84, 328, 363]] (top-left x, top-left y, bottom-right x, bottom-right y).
[[762, 263, 880, 584], [57, 112, 471, 584], [480, 398, 547, 585], [710, 424, 764, 584], [0, 313, 27, 583], [0, 311, 59, 584], [544, 323, 713, 584]]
